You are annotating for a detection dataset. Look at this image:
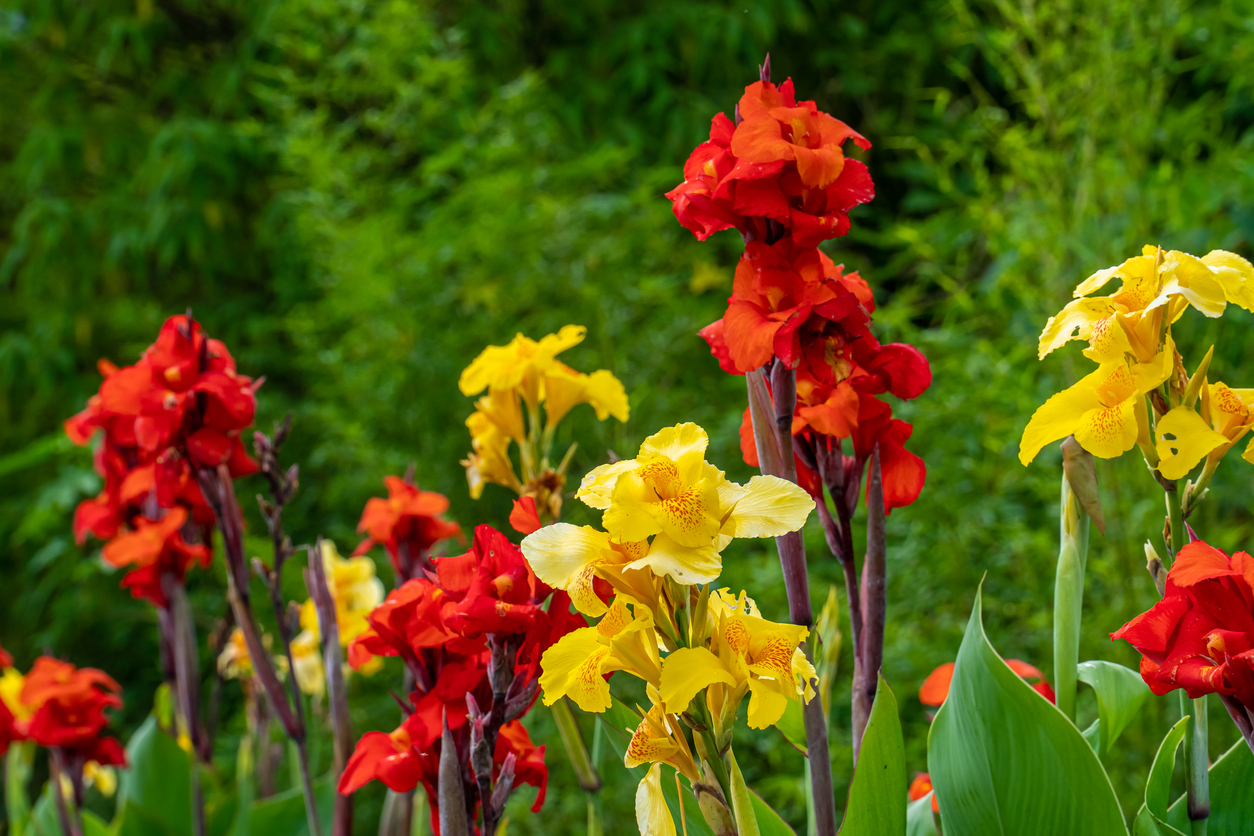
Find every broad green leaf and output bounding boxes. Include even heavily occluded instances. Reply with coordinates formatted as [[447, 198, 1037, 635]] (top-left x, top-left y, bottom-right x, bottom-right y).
[[775, 698, 807, 754], [749, 790, 797, 836], [1078, 661, 1152, 759], [1135, 738, 1254, 836], [927, 585, 1127, 836], [905, 796, 938, 836], [1082, 719, 1102, 754], [116, 717, 192, 836], [246, 775, 333, 836], [839, 676, 906, 836], [1143, 717, 1189, 836]]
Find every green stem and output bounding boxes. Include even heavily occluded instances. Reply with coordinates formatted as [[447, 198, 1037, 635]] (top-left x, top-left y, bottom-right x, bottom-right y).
[[1053, 470, 1089, 723], [551, 699, 601, 792], [1167, 486, 1209, 833]]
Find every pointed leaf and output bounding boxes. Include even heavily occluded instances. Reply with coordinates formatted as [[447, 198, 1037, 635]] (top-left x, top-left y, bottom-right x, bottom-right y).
[[905, 796, 938, 836], [749, 791, 797, 836], [1078, 661, 1152, 759], [839, 675, 906, 835], [1135, 738, 1254, 835], [116, 717, 192, 836], [1144, 717, 1190, 836], [927, 585, 1127, 836]]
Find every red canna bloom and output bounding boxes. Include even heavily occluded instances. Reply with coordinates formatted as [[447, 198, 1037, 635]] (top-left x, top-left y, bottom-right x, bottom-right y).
[[354, 476, 462, 580], [339, 712, 431, 794], [436, 525, 543, 638], [667, 79, 874, 247], [1112, 540, 1254, 706], [20, 657, 123, 750], [346, 578, 474, 673], [0, 643, 10, 668], [101, 508, 212, 606], [495, 720, 548, 811], [908, 772, 940, 813]]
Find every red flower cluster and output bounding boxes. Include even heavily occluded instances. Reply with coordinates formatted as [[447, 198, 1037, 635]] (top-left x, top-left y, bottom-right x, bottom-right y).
[[674, 77, 929, 516], [340, 523, 581, 833], [0, 655, 126, 769], [667, 80, 874, 246], [354, 476, 462, 582], [1112, 540, 1254, 707], [65, 315, 258, 604]]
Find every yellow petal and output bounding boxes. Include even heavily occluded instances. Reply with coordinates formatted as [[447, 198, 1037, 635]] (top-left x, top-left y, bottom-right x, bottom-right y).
[[603, 471, 668, 542], [539, 627, 612, 713], [1074, 399, 1139, 459], [1132, 335, 1176, 394], [659, 647, 738, 715], [625, 708, 680, 769], [1152, 251, 1227, 318], [745, 679, 790, 729], [1019, 369, 1105, 465], [542, 367, 588, 429], [536, 324, 587, 359], [584, 369, 630, 422], [1038, 297, 1117, 359], [644, 478, 723, 548], [477, 388, 526, 443], [576, 459, 639, 509], [639, 423, 709, 464], [636, 764, 678, 836], [720, 475, 813, 539], [1155, 406, 1227, 480], [1080, 314, 1134, 363], [522, 524, 615, 616], [458, 334, 532, 396], [1074, 257, 1149, 297], [627, 533, 723, 585], [1202, 250, 1254, 311]]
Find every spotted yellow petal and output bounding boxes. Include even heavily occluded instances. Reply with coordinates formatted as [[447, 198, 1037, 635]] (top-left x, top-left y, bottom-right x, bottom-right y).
[[1038, 297, 1118, 359], [522, 524, 615, 616], [636, 764, 678, 836], [1074, 396, 1138, 459], [625, 709, 680, 769], [1155, 406, 1227, 480], [659, 647, 738, 715], [719, 475, 813, 539], [626, 533, 723, 585], [539, 626, 612, 713], [1080, 313, 1135, 363], [1019, 368, 1106, 465]]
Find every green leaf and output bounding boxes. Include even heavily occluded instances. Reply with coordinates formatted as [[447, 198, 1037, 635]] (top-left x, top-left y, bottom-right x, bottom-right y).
[[775, 698, 807, 754], [927, 585, 1127, 836], [1078, 661, 1152, 759], [1082, 719, 1102, 754], [1143, 716, 1189, 836], [1136, 738, 1254, 835], [905, 796, 938, 836], [115, 717, 192, 836], [839, 675, 906, 836], [246, 775, 333, 836], [6, 742, 35, 836], [749, 790, 797, 836]]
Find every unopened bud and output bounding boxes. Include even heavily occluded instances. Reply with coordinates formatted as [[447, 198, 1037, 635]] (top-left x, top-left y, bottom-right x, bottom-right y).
[[469, 715, 492, 784], [491, 752, 516, 815], [694, 764, 736, 836], [1145, 541, 1168, 598]]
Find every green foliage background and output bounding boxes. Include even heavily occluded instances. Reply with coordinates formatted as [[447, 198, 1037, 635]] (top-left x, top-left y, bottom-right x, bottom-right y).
[[4, 0, 1254, 831]]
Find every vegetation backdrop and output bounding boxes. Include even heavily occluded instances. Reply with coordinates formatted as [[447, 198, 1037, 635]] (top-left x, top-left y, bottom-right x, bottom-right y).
[[4, 0, 1254, 831]]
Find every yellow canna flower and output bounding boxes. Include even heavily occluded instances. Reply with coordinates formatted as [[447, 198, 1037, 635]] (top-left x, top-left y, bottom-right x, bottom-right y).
[[300, 541, 386, 648], [659, 590, 813, 730], [290, 630, 325, 697], [217, 628, 255, 680], [1019, 337, 1175, 465], [462, 410, 523, 499], [83, 760, 117, 797], [539, 598, 661, 713], [521, 525, 649, 617], [1039, 247, 1254, 364], [459, 325, 588, 409], [544, 365, 630, 428], [575, 423, 814, 584]]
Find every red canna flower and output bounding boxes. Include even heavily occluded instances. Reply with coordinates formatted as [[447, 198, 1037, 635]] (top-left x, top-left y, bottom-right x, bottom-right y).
[[354, 476, 462, 581], [1112, 540, 1254, 706], [495, 720, 548, 811], [0, 643, 10, 669], [908, 772, 940, 813], [346, 578, 473, 673], [101, 508, 211, 606], [666, 79, 874, 247], [436, 525, 542, 638], [339, 711, 431, 794], [20, 657, 123, 750]]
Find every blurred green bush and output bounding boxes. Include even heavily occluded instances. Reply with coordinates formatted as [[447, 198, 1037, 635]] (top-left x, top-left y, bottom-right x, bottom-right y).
[[4, 0, 1254, 831]]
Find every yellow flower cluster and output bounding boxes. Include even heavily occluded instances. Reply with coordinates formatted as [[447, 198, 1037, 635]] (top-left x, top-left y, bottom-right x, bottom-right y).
[[459, 325, 629, 518], [218, 541, 384, 696], [521, 422, 815, 835], [1020, 246, 1254, 500]]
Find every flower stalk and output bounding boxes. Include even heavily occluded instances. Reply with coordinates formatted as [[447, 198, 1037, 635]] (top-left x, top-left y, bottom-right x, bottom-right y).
[[745, 367, 836, 836], [305, 538, 353, 836]]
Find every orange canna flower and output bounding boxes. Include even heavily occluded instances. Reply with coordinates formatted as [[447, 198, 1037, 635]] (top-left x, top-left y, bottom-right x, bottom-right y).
[[908, 772, 940, 813], [101, 507, 211, 606], [354, 476, 461, 580], [20, 657, 123, 750], [919, 658, 1056, 707]]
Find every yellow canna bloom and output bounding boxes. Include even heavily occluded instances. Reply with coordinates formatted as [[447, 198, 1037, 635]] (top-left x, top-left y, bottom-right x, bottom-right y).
[[575, 423, 814, 584], [299, 541, 386, 648], [217, 628, 256, 680], [544, 365, 630, 428], [539, 598, 661, 713], [289, 630, 325, 697], [462, 410, 523, 499], [1040, 247, 1254, 364], [1019, 338, 1175, 465], [459, 325, 588, 409], [521, 525, 649, 617], [659, 590, 814, 730], [83, 760, 117, 797]]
